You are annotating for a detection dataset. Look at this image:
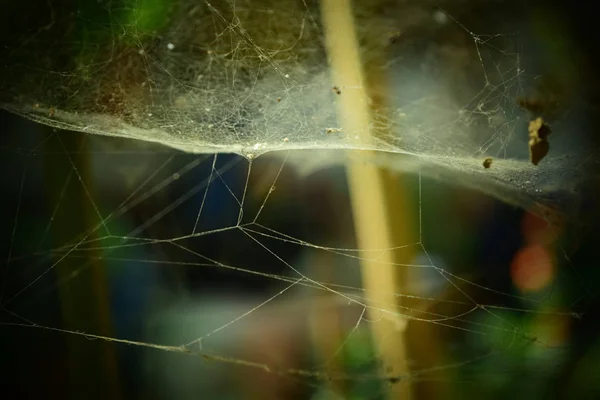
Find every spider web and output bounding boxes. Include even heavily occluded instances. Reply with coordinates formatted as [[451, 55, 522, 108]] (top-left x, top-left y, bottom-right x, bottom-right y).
[[0, 0, 596, 216], [0, 0, 598, 399]]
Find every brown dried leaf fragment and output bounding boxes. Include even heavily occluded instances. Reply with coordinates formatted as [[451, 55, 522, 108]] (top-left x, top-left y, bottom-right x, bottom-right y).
[[529, 117, 551, 140], [528, 117, 552, 166]]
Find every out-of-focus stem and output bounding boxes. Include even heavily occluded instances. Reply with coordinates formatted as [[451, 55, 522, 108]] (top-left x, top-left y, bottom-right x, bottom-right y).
[[45, 134, 121, 399], [320, 0, 413, 398]]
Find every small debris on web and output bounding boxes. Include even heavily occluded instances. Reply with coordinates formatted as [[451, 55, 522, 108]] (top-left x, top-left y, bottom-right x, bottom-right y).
[[528, 117, 552, 166], [332, 85, 341, 95], [483, 157, 493, 169], [325, 127, 342, 134], [388, 29, 403, 44], [276, 97, 282, 102]]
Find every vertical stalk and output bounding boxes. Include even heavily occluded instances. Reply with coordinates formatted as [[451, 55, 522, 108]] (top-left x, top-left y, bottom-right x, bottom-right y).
[[320, 0, 414, 398]]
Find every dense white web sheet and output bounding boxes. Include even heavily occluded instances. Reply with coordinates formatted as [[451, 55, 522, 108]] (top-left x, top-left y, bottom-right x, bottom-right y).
[[0, 0, 595, 217]]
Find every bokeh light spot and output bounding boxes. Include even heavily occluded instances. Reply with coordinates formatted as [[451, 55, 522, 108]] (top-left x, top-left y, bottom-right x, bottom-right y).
[[510, 244, 554, 292]]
